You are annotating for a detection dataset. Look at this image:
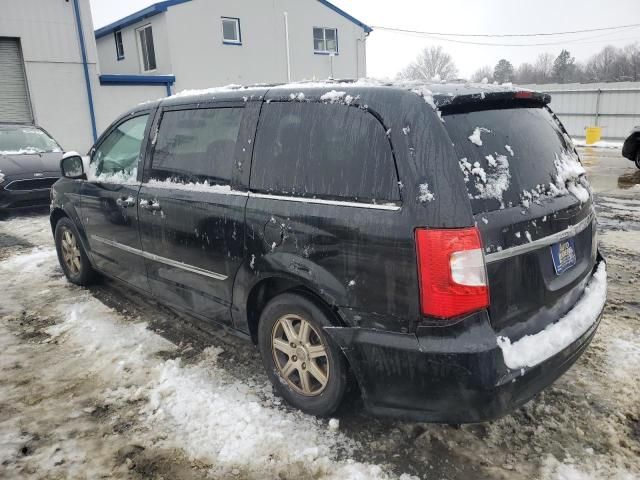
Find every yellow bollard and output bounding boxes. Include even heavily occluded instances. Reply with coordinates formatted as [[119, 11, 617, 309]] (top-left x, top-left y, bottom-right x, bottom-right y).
[[585, 127, 602, 145]]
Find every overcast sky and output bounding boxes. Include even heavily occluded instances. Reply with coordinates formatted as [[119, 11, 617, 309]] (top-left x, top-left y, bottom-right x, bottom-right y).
[[89, 0, 640, 79]]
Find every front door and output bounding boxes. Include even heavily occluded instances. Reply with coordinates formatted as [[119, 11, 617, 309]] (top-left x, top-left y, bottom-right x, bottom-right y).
[[80, 112, 153, 290], [137, 103, 255, 323]]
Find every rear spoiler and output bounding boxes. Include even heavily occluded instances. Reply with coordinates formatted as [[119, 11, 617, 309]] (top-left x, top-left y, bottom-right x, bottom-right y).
[[434, 90, 551, 110]]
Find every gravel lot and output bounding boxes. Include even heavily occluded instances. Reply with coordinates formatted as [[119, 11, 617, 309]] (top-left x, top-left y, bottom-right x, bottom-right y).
[[0, 147, 638, 480]]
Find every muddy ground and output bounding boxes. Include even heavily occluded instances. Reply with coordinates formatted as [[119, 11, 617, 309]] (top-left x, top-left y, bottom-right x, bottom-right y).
[[0, 147, 638, 480]]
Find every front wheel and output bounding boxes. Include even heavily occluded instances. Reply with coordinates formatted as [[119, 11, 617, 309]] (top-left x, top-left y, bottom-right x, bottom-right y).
[[258, 292, 348, 417], [54, 217, 96, 286]]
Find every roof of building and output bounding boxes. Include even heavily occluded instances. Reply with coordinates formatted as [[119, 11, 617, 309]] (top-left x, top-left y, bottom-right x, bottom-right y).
[[94, 0, 372, 39]]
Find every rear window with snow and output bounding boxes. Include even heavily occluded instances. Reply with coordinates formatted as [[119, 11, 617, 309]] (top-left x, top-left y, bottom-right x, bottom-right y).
[[251, 102, 399, 203], [443, 106, 578, 214]]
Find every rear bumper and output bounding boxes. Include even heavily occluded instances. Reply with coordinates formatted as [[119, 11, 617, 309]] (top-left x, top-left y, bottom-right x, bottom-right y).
[[326, 259, 606, 423]]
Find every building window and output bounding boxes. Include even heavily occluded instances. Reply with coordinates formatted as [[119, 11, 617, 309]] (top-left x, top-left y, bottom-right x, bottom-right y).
[[313, 27, 338, 54], [136, 24, 156, 72], [221, 17, 241, 45], [114, 30, 125, 60]]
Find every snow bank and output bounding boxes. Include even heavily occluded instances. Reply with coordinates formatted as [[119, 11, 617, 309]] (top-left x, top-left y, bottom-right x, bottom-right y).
[[497, 262, 607, 369], [572, 138, 623, 149]]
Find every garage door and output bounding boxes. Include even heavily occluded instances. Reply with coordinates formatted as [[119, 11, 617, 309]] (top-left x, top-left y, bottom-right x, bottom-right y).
[[0, 38, 33, 123]]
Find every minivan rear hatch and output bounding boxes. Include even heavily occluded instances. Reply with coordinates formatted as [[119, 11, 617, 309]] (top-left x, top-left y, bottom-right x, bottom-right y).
[[440, 92, 597, 339]]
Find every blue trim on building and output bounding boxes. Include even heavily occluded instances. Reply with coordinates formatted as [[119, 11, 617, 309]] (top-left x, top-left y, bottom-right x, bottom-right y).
[[72, 0, 98, 142], [99, 74, 175, 97], [95, 0, 192, 39], [99, 74, 176, 85], [316, 0, 372, 33]]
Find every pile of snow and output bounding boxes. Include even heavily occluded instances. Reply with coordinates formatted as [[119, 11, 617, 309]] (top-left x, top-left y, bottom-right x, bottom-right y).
[[0, 147, 59, 155], [460, 154, 511, 208], [289, 92, 306, 102], [417, 183, 435, 203], [572, 138, 623, 149], [0, 170, 4, 183], [87, 162, 139, 185], [497, 262, 607, 369], [505, 145, 514, 156], [170, 84, 246, 98], [319, 90, 356, 105], [468, 127, 491, 146], [550, 151, 590, 203], [409, 86, 436, 110], [147, 178, 237, 194]]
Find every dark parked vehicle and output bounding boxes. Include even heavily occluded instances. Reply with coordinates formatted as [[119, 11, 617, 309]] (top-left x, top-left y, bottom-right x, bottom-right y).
[[622, 126, 640, 169], [0, 123, 63, 213], [50, 82, 606, 422]]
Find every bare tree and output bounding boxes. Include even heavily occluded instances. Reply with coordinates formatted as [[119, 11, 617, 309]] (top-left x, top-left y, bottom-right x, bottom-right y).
[[585, 45, 620, 81], [397, 46, 458, 81], [515, 62, 536, 84], [533, 53, 554, 83], [624, 43, 640, 81], [470, 66, 493, 83]]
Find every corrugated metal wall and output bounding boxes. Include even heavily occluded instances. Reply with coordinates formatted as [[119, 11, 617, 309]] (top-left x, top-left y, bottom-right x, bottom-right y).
[[520, 82, 640, 141]]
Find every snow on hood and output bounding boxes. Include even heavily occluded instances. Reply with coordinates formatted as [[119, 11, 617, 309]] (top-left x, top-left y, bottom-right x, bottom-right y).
[[0, 151, 63, 177]]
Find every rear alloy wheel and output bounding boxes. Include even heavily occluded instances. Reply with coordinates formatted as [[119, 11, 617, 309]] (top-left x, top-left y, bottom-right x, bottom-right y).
[[258, 293, 348, 416], [54, 217, 96, 286], [271, 314, 329, 396]]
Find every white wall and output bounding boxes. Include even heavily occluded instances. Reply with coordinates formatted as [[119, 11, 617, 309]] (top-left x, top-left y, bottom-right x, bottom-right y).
[[521, 82, 640, 140], [94, 84, 167, 137], [166, 0, 367, 90], [96, 13, 173, 76], [0, 0, 98, 152]]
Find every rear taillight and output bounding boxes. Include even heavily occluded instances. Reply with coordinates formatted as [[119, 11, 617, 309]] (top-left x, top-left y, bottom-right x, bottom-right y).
[[415, 227, 490, 319]]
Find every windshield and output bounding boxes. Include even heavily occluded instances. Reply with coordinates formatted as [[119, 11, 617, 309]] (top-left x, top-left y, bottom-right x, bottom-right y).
[[443, 105, 587, 214], [0, 126, 61, 155]]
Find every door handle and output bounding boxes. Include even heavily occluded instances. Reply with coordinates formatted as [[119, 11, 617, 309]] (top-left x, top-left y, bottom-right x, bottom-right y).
[[139, 199, 162, 211], [116, 196, 136, 208]]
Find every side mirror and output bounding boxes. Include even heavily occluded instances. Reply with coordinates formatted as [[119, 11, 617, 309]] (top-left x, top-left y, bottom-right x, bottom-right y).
[[60, 151, 86, 180]]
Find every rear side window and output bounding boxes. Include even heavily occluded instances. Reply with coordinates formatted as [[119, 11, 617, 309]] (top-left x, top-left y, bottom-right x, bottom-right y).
[[443, 106, 575, 213], [151, 107, 243, 184], [250, 102, 399, 203]]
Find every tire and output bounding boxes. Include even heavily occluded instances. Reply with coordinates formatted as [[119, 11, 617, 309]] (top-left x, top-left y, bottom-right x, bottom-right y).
[[635, 150, 640, 169], [258, 292, 348, 417], [54, 217, 96, 286]]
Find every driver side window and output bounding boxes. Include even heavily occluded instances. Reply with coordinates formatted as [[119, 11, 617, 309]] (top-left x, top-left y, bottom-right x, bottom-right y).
[[90, 114, 149, 181]]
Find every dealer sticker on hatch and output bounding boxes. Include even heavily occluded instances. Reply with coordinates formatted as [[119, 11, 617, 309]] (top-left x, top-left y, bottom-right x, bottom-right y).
[[551, 238, 577, 275]]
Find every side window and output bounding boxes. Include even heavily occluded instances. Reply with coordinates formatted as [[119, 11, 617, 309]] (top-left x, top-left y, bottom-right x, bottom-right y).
[[91, 114, 149, 180], [150, 107, 243, 185], [251, 103, 399, 203]]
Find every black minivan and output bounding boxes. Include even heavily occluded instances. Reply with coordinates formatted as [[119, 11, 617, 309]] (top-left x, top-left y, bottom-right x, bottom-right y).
[[50, 82, 606, 422]]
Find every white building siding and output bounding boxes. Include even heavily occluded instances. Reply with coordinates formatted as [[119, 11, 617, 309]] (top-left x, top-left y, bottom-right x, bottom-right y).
[[96, 0, 368, 91], [0, 0, 98, 152], [96, 13, 173, 77]]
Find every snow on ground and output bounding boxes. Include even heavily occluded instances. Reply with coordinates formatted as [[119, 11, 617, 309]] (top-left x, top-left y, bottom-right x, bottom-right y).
[[1, 164, 639, 480], [572, 139, 624, 149], [0, 215, 415, 480]]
